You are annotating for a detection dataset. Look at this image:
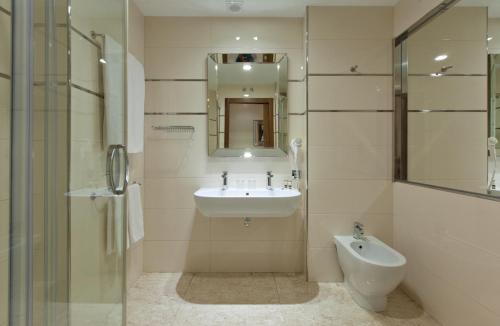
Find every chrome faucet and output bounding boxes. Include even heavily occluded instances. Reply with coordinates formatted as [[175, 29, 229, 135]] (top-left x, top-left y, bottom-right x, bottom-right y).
[[353, 222, 366, 240], [266, 171, 274, 190], [221, 171, 228, 190]]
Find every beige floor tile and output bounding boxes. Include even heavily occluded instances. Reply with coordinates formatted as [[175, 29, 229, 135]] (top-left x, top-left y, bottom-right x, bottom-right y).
[[127, 273, 441, 326]]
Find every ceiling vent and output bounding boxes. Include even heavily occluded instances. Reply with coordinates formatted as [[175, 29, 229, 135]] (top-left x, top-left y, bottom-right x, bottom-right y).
[[225, 0, 244, 13]]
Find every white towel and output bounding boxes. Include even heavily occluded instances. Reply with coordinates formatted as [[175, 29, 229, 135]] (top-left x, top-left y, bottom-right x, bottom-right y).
[[127, 53, 145, 153], [127, 184, 144, 246], [103, 35, 125, 147], [106, 195, 125, 256]]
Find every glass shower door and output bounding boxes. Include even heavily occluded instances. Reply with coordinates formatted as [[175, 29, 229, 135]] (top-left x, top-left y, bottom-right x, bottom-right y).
[[8, 0, 128, 325], [68, 0, 128, 325]]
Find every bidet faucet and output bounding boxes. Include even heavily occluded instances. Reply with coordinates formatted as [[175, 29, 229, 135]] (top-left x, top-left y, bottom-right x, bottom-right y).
[[353, 222, 366, 240], [221, 171, 228, 190], [266, 171, 274, 190]]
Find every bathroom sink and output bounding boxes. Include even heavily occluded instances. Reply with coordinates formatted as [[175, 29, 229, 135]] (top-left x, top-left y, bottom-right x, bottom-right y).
[[194, 187, 301, 218]]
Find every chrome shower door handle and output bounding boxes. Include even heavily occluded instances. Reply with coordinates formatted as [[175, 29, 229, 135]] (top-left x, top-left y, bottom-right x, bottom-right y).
[[106, 144, 129, 195]]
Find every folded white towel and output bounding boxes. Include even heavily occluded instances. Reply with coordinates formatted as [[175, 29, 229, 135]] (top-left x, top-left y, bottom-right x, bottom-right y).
[[127, 53, 145, 153], [103, 35, 125, 147], [106, 195, 125, 256], [127, 184, 144, 246]]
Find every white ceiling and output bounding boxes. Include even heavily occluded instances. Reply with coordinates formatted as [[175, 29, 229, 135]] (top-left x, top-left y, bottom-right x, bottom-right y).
[[134, 0, 399, 17]]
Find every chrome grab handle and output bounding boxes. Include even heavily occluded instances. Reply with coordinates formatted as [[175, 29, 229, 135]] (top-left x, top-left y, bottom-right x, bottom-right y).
[[106, 144, 129, 195]]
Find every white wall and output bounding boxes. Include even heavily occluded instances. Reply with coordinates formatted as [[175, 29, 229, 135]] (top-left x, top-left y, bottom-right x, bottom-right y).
[[307, 6, 394, 282], [143, 17, 306, 272]]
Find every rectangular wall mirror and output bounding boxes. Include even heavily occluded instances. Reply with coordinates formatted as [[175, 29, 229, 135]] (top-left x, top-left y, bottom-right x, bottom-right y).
[[394, 0, 500, 199], [207, 53, 288, 157]]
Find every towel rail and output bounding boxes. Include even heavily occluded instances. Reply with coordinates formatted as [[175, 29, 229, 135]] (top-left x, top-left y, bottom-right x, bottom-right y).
[[152, 125, 195, 133]]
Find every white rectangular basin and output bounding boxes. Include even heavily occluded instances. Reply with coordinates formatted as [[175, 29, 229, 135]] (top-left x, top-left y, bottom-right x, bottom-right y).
[[194, 187, 301, 218]]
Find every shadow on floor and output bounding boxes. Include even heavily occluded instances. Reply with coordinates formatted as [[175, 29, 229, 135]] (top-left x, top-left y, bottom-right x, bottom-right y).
[[175, 272, 320, 305]]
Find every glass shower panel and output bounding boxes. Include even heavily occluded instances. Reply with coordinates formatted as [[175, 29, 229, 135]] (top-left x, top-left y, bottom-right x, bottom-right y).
[[0, 1, 11, 325], [68, 0, 127, 325]]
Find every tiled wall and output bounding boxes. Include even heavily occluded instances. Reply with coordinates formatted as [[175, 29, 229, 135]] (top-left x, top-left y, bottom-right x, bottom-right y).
[[394, 183, 500, 325], [0, 1, 10, 324], [406, 7, 488, 194], [394, 1, 500, 325], [143, 17, 306, 272], [306, 6, 394, 282], [126, 0, 145, 289]]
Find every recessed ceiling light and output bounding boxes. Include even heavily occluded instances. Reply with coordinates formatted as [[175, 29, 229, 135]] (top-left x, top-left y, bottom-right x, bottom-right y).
[[253, 36, 258, 41], [434, 54, 448, 62], [99, 58, 107, 64], [243, 94, 250, 97], [235, 36, 241, 41], [243, 151, 253, 158], [488, 36, 494, 42], [243, 64, 252, 71]]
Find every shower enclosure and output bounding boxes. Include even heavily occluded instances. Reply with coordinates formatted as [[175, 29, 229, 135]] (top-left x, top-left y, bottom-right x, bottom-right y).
[[5, 0, 128, 325]]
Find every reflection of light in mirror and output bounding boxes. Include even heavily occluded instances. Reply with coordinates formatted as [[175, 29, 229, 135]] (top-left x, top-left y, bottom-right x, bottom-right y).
[[215, 64, 218, 71], [253, 36, 258, 41], [430, 72, 443, 77], [243, 94, 250, 97], [277, 64, 280, 70], [243, 151, 253, 158], [488, 36, 493, 42], [235, 36, 241, 40], [99, 58, 107, 64], [434, 54, 448, 61], [243, 64, 252, 71], [300, 66, 304, 70]]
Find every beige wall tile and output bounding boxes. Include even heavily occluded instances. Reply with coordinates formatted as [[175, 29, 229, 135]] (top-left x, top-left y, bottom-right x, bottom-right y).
[[309, 146, 391, 180], [393, 0, 442, 37], [145, 81, 206, 113], [308, 6, 393, 40], [144, 208, 210, 241], [408, 40, 487, 75], [145, 17, 211, 48], [309, 39, 392, 74], [210, 241, 303, 272], [394, 183, 500, 326], [0, 0, 10, 11], [145, 47, 208, 80], [143, 241, 210, 272], [309, 213, 393, 248], [408, 76, 487, 110], [410, 7, 486, 43], [309, 180, 393, 215], [308, 76, 392, 111], [308, 112, 392, 147], [307, 247, 343, 282], [210, 214, 303, 241]]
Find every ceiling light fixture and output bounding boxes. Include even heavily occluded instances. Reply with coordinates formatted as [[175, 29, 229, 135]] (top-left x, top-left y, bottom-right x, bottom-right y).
[[253, 36, 258, 41], [434, 54, 448, 61], [243, 151, 253, 158], [235, 36, 241, 40], [225, 0, 244, 13], [243, 64, 252, 71], [488, 36, 493, 42]]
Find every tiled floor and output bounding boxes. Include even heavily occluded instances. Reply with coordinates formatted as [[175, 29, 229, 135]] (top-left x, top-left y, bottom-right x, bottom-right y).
[[127, 273, 440, 326]]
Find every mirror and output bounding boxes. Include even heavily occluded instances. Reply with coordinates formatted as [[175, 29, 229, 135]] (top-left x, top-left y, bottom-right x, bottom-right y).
[[207, 53, 288, 157], [395, 1, 500, 197]]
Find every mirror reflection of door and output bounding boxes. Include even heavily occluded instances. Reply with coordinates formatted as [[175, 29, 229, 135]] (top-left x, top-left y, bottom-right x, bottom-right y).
[[224, 98, 274, 148]]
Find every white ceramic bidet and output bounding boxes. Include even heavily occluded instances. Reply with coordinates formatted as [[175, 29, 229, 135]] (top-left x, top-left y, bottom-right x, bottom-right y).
[[334, 235, 407, 312]]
